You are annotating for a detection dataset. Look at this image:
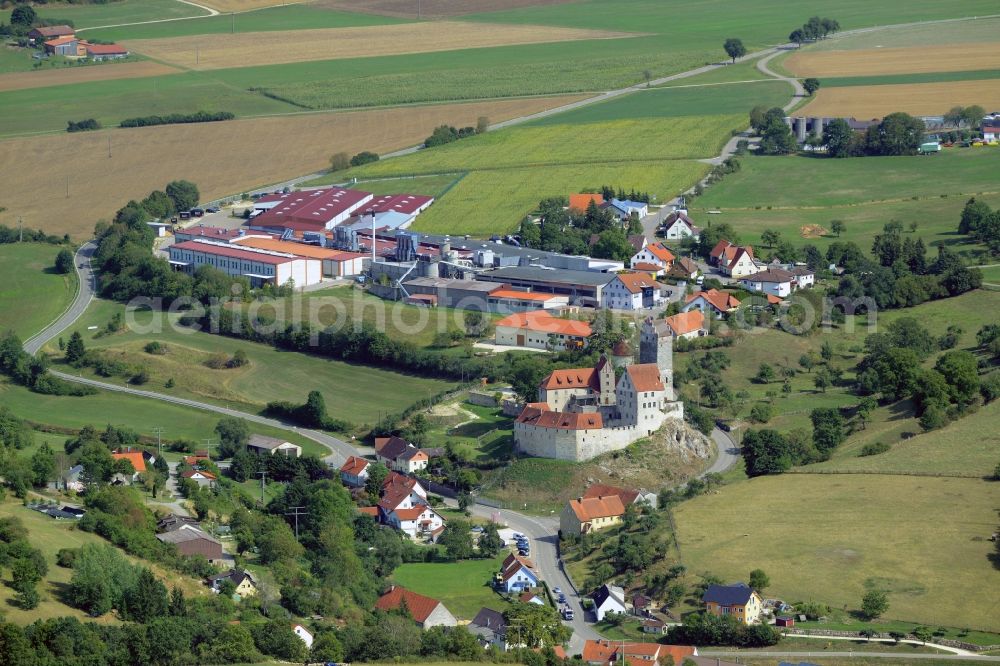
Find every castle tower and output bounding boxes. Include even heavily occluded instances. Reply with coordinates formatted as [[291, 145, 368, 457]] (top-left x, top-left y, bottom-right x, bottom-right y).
[[611, 339, 634, 369], [639, 317, 674, 400], [595, 354, 616, 406]]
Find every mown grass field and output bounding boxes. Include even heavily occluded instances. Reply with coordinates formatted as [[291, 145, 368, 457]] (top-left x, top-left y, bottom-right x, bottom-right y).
[[0, 95, 583, 238], [49, 298, 456, 427], [408, 160, 708, 236], [674, 475, 1000, 632], [0, 0, 209, 29], [85, 3, 405, 41], [690, 149, 1000, 256], [819, 68, 1000, 89], [0, 243, 77, 340], [390, 556, 508, 620], [0, 499, 209, 625], [657, 58, 770, 87], [805, 16, 1000, 51]]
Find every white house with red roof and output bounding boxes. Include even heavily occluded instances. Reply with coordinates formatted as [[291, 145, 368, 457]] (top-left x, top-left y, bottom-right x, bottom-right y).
[[375, 585, 456, 628], [498, 552, 539, 593], [629, 242, 675, 274], [339, 456, 370, 488], [662, 310, 706, 340], [494, 310, 592, 350], [515, 354, 681, 461], [601, 273, 663, 310], [660, 211, 701, 241], [375, 436, 429, 473], [168, 239, 322, 288], [682, 289, 741, 319], [369, 472, 442, 540]]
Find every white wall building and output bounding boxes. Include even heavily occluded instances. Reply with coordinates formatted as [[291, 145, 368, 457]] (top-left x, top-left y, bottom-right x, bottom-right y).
[[168, 240, 322, 288], [601, 273, 663, 311]]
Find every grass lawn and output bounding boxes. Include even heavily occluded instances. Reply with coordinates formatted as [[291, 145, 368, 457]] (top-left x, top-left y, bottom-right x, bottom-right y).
[[0, 379, 326, 457], [978, 265, 1000, 283], [657, 58, 770, 87], [426, 398, 514, 462], [0, 499, 209, 625], [390, 556, 508, 620], [48, 298, 456, 428], [674, 474, 1000, 632], [85, 4, 405, 41], [0, 0, 209, 30], [792, 610, 1000, 648], [741, 636, 947, 654], [0, 242, 77, 340], [301, 173, 462, 196]]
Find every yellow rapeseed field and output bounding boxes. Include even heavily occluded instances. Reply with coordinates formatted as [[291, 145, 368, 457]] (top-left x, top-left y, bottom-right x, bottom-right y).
[[123, 21, 635, 70], [0, 95, 587, 238], [798, 80, 1000, 118], [786, 42, 1000, 77], [0, 61, 180, 93]]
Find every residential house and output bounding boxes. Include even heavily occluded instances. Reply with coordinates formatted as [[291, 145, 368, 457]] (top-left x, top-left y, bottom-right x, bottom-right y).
[[720, 246, 760, 278], [666, 256, 699, 281], [375, 436, 429, 473], [498, 552, 539, 593], [63, 464, 85, 492], [183, 452, 210, 466], [662, 309, 706, 340], [569, 193, 604, 213], [628, 234, 648, 254], [28, 25, 74, 43], [581, 639, 696, 666], [660, 212, 701, 241], [469, 607, 510, 651], [494, 310, 592, 351], [983, 115, 1000, 141], [682, 289, 740, 319], [381, 502, 445, 541], [292, 624, 314, 648], [180, 469, 217, 488], [631, 591, 652, 616], [601, 273, 663, 311], [788, 265, 815, 289], [582, 483, 656, 508], [603, 199, 648, 221], [340, 456, 371, 488], [629, 242, 675, 274], [560, 494, 626, 536], [591, 584, 628, 621], [157, 513, 199, 532], [383, 471, 428, 500], [519, 591, 545, 605], [641, 618, 668, 634], [208, 569, 257, 597], [111, 450, 147, 484], [247, 434, 301, 458], [375, 585, 457, 628], [156, 524, 223, 563], [702, 582, 763, 625], [738, 268, 795, 298]]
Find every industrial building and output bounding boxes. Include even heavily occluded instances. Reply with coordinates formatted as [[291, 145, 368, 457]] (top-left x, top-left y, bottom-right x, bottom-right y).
[[251, 187, 374, 232], [168, 239, 322, 288], [476, 266, 614, 306], [231, 236, 367, 277]]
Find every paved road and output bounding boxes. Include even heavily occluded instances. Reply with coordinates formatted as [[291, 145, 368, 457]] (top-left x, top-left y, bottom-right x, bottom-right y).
[[703, 427, 739, 477], [24, 241, 98, 356]]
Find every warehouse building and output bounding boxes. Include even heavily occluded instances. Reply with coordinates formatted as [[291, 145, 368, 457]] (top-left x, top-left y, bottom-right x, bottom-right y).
[[231, 236, 367, 277], [168, 239, 322, 288], [476, 266, 614, 306], [252, 187, 374, 231]]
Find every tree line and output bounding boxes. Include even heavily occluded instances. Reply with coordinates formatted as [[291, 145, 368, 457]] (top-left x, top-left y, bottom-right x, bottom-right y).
[[66, 118, 100, 133], [119, 111, 235, 128], [789, 16, 840, 44], [424, 116, 489, 147]]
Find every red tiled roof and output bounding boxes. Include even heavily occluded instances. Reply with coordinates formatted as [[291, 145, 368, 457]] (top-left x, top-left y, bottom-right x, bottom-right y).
[[358, 506, 379, 517], [171, 240, 297, 265], [393, 506, 432, 521], [45, 36, 77, 47], [375, 586, 442, 623], [539, 367, 598, 391], [632, 262, 662, 272], [686, 288, 740, 312], [111, 451, 146, 473], [709, 239, 733, 260], [645, 242, 675, 263], [232, 236, 349, 259], [181, 470, 216, 480], [501, 552, 536, 582], [625, 364, 664, 392], [340, 455, 370, 476], [567, 495, 625, 522], [569, 193, 604, 211], [614, 273, 661, 294], [516, 407, 603, 431], [495, 310, 592, 338], [725, 246, 755, 270], [32, 25, 74, 37], [664, 309, 705, 337], [583, 484, 640, 505], [581, 640, 693, 665]]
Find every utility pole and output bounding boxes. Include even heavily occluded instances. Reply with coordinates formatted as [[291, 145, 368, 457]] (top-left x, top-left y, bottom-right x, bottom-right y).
[[108, 135, 112, 158], [202, 438, 216, 459], [416, 0, 421, 20], [284, 506, 306, 540], [152, 427, 165, 457], [195, 45, 199, 66], [66, 175, 70, 198], [256, 470, 267, 504], [231, 12, 235, 33], [18, 216, 22, 243]]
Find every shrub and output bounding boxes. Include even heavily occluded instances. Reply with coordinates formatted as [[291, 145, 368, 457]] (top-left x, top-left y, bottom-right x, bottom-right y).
[[349, 151, 379, 167], [204, 352, 229, 369], [119, 111, 234, 128], [144, 341, 166, 355], [67, 119, 100, 133], [859, 442, 890, 457]]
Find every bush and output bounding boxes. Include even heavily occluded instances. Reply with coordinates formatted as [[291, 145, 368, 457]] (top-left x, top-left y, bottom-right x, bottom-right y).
[[749, 403, 773, 424], [329, 152, 350, 171], [349, 151, 379, 167], [67, 119, 100, 133], [859, 442, 890, 457], [144, 341, 166, 355], [204, 352, 229, 369], [55, 248, 75, 274], [56, 548, 77, 568], [119, 111, 234, 128]]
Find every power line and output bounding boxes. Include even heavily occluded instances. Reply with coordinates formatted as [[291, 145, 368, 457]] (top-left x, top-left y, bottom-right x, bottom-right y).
[[152, 427, 165, 457], [256, 470, 267, 504], [284, 506, 306, 540]]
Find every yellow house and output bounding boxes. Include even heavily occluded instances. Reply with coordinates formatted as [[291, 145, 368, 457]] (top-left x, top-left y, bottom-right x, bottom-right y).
[[209, 569, 258, 598], [559, 495, 626, 536], [702, 583, 763, 624]]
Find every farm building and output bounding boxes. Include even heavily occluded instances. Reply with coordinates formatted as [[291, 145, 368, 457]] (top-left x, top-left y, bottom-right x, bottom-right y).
[[477, 266, 614, 307], [44, 36, 79, 56], [486, 288, 569, 312], [85, 43, 129, 60], [247, 434, 301, 457], [231, 236, 366, 277], [156, 524, 223, 563], [252, 187, 373, 230], [29, 25, 74, 42], [168, 239, 322, 288], [493, 310, 592, 351]]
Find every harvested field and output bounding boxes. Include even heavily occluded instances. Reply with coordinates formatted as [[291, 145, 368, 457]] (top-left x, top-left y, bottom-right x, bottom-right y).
[[197, 0, 310, 11], [0, 60, 180, 93], [124, 21, 635, 70], [0, 94, 586, 239], [786, 42, 1000, 78], [315, 0, 577, 19], [797, 79, 1000, 118]]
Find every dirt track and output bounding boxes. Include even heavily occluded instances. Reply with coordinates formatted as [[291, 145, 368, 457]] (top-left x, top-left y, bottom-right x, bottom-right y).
[[0, 61, 180, 93], [0, 94, 587, 238], [123, 21, 634, 70], [786, 42, 1000, 77]]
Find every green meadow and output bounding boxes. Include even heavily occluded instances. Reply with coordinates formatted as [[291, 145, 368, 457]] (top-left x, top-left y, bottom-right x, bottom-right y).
[[0, 242, 77, 340], [0, 0, 208, 29], [391, 557, 508, 621]]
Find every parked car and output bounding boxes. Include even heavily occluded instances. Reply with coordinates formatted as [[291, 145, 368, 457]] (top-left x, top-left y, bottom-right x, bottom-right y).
[[558, 594, 566, 604], [562, 608, 574, 620], [518, 549, 529, 557], [190, 208, 204, 217], [553, 587, 562, 595], [205, 206, 220, 213]]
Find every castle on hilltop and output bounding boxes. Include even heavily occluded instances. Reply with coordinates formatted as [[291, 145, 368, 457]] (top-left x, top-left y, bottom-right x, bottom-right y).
[[513, 317, 684, 462]]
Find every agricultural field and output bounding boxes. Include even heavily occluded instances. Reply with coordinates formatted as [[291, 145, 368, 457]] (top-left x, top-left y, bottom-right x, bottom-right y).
[[0, 500, 210, 625], [123, 22, 632, 70], [302, 172, 461, 195], [798, 80, 1000, 119], [656, 58, 770, 87], [0, 60, 179, 93], [786, 43, 1000, 78], [0, 0, 209, 30], [674, 474, 1000, 632], [690, 149, 1000, 257], [47, 298, 457, 428], [0, 243, 77, 340], [318, 0, 579, 19], [390, 556, 507, 620], [0, 95, 586, 238], [804, 16, 1000, 52]]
